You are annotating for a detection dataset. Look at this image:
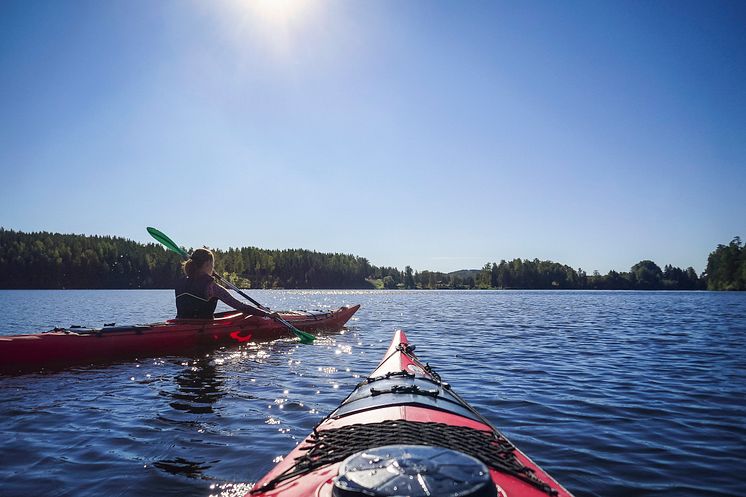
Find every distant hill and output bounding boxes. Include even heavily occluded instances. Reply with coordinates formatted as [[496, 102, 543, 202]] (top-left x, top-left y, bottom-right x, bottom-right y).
[[447, 269, 480, 280]]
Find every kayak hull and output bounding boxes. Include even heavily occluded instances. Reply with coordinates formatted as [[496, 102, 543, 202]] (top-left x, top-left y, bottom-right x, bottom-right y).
[[249, 329, 574, 497], [0, 305, 360, 374]]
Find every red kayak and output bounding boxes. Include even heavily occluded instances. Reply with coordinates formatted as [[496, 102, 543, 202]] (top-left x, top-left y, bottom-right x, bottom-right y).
[[0, 305, 360, 374], [249, 329, 574, 497]]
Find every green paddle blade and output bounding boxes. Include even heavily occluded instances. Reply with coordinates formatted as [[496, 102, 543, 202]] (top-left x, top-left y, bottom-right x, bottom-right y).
[[292, 326, 316, 344], [275, 316, 316, 343], [147, 227, 189, 259]]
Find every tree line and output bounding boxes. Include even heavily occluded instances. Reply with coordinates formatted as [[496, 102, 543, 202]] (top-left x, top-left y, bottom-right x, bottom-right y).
[[0, 228, 743, 290], [0, 229, 374, 289], [703, 237, 746, 290]]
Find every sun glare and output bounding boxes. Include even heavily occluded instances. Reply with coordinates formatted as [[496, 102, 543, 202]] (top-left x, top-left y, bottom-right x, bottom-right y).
[[247, 0, 312, 24], [215, 0, 319, 56]]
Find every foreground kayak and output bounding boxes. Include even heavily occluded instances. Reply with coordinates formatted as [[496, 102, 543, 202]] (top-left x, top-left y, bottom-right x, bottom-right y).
[[0, 305, 360, 374], [250, 329, 573, 497]]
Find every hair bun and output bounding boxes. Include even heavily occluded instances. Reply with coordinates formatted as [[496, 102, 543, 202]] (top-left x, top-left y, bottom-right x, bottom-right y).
[[182, 248, 214, 277]]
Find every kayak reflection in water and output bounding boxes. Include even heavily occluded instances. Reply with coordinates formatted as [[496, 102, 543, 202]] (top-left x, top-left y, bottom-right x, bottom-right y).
[[175, 248, 278, 320]]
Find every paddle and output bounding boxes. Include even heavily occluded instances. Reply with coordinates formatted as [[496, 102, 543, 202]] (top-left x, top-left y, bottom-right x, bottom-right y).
[[147, 227, 315, 344]]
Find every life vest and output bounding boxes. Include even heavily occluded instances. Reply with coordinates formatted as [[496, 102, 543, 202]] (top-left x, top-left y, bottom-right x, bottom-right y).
[[175, 273, 218, 319]]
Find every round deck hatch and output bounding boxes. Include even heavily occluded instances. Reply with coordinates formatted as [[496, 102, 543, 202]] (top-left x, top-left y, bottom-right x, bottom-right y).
[[332, 444, 497, 497]]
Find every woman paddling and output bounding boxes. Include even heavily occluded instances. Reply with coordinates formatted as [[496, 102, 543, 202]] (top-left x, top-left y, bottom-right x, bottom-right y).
[[175, 248, 276, 319]]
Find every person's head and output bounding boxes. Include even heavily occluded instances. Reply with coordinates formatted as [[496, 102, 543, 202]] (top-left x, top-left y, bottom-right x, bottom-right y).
[[182, 248, 214, 278]]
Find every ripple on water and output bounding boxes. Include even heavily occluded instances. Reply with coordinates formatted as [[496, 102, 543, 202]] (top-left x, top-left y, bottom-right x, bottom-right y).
[[1, 290, 745, 497]]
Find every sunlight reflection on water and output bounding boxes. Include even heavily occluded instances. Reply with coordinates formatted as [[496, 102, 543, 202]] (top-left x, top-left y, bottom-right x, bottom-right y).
[[0, 290, 745, 497]]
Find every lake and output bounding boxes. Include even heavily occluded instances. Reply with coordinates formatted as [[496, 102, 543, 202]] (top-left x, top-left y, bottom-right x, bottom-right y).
[[0, 290, 744, 497]]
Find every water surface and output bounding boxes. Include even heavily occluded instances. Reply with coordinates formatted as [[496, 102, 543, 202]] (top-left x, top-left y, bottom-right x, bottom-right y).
[[1, 290, 744, 497]]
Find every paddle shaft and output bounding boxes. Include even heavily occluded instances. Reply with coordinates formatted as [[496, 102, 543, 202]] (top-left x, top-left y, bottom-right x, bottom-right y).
[[213, 273, 265, 309], [212, 272, 312, 340], [214, 273, 300, 325]]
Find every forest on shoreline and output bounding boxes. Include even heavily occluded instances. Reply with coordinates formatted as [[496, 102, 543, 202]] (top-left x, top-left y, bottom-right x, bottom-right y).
[[0, 228, 744, 291]]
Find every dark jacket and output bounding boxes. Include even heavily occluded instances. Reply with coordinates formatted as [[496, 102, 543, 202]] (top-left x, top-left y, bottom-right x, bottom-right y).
[[175, 273, 218, 319]]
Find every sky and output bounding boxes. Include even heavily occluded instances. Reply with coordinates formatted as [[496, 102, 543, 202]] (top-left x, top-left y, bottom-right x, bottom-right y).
[[1, 0, 744, 274]]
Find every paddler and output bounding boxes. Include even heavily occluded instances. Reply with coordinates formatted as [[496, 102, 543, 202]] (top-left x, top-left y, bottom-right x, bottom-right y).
[[175, 248, 278, 319]]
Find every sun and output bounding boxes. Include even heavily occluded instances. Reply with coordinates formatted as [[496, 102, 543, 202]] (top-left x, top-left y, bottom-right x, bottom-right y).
[[241, 0, 315, 25], [222, 0, 318, 51], [206, 0, 321, 60]]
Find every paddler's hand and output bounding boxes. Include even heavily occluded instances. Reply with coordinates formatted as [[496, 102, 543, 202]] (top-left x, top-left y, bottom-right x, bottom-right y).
[[268, 311, 280, 319]]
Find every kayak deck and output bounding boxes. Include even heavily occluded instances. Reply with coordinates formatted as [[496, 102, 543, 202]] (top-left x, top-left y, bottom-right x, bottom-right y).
[[0, 305, 360, 374], [249, 329, 573, 497]]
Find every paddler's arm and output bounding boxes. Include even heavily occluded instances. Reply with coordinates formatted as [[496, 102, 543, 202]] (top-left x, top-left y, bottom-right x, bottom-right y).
[[207, 281, 275, 317]]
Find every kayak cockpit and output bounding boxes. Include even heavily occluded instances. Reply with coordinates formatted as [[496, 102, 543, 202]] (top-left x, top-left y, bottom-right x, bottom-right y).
[[167, 311, 244, 325]]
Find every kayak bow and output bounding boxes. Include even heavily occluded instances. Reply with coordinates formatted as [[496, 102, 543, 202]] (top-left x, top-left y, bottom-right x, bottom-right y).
[[249, 329, 574, 497]]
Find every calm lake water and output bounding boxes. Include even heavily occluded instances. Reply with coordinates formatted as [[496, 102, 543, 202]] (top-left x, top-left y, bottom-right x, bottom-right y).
[[0, 290, 744, 497]]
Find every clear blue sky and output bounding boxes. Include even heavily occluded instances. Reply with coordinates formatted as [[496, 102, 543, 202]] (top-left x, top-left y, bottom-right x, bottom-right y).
[[1, 0, 744, 274]]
